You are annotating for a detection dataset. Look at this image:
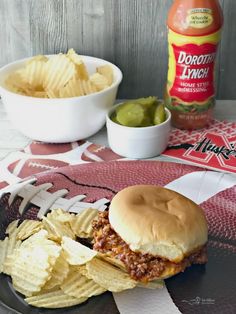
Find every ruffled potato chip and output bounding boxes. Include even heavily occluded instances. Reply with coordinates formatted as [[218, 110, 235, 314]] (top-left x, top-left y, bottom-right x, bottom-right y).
[[67, 49, 89, 80], [97, 252, 126, 271], [17, 220, 43, 240], [42, 216, 75, 242], [70, 207, 99, 238], [61, 236, 97, 265], [46, 89, 59, 98], [86, 258, 136, 292], [25, 288, 87, 308], [11, 244, 60, 296], [20, 230, 49, 248], [43, 54, 75, 92], [97, 64, 113, 85], [81, 79, 98, 95], [61, 265, 105, 298], [47, 209, 75, 224], [4, 72, 30, 95], [137, 280, 164, 289], [27, 55, 48, 65], [43, 251, 69, 290], [0, 237, 9, 273], [3, 254, 14, 276], [4, 49, 113, 98], [30, 90, 48, 98], [6, 228, 22, 258], [5, 220, 19, 235], [21, 61, 46, 89], [59, 77, 84, 98], [90, 73, 109, 91], [10, 231, 61, 296]]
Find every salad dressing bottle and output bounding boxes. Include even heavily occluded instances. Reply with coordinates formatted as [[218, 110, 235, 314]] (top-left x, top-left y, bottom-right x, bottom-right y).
[[164, 0, 223, 129]]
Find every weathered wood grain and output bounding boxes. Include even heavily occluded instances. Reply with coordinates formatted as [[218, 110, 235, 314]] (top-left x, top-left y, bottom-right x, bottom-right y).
[[112, 0, 172, 98], [0, 0, 235, 100], [29, 0, 68, 54], [0, 0, 31, 63]]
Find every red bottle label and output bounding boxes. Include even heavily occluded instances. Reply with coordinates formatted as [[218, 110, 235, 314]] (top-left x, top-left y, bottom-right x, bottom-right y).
[[169, 43, 217, 103]]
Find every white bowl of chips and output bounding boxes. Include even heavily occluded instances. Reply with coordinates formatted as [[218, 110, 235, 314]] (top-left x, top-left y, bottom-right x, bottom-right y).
[[0, 50, 123, 143]]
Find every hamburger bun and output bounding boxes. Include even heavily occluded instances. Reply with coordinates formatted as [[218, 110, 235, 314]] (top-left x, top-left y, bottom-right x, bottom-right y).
[[109, 185, 208, 263]]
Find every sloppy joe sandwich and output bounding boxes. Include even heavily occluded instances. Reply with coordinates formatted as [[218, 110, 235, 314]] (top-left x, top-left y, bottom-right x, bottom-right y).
[[93, 185, 208, 282]]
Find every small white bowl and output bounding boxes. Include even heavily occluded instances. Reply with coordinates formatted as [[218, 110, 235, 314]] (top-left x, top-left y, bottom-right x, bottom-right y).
[[0, 55, 123, 143], [106, 103, 171, 159]]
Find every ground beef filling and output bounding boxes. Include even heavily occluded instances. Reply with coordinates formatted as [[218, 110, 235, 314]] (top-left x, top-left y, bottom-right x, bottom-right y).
[[93, 211, 207, 282]]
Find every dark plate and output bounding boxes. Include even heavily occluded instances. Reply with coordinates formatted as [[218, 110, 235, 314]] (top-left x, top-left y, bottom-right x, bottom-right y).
[[0, 276, 118, 314], [0, 161, 236, 314]]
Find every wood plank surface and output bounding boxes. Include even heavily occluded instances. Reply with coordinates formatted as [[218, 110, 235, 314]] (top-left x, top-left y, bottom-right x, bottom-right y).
[[0, 0, 235, 99]]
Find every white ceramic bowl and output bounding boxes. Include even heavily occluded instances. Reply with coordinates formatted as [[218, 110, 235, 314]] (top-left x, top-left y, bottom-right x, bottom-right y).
[[106, 103, 171, 159], [0, 55, 123, 143]]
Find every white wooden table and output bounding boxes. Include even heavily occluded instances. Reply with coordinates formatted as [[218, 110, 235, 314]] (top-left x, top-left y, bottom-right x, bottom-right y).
[[0, 100, 235, 161]]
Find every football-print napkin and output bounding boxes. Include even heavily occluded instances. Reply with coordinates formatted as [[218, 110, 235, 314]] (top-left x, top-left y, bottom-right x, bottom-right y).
[[0, 140, 122, 187], [1, 119, 236, 189]]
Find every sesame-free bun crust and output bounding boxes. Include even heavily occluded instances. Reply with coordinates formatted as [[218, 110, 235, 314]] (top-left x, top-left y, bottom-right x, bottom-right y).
[[109, 185, 208, 262]]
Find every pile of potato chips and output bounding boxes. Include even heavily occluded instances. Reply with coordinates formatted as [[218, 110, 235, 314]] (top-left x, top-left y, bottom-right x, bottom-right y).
[[5, 49, 114, 98], [0, 207, 163, 309]]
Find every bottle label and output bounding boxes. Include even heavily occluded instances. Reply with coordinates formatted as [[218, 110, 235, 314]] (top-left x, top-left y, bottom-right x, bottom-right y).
[[187, 8, 213, 28], [166, 29, 221, 114], [169, 42, 217, 103]]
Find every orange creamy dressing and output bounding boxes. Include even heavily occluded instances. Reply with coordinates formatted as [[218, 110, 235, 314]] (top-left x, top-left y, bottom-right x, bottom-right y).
[[164, 0, 223, 129]]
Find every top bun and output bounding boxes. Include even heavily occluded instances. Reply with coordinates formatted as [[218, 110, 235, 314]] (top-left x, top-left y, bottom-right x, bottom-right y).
[[109, 185, 208, 262]]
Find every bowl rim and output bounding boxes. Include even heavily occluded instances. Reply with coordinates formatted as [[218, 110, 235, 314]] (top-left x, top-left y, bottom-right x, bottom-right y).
[[0, 54, 123, 101], [106, 102, 171, 130]]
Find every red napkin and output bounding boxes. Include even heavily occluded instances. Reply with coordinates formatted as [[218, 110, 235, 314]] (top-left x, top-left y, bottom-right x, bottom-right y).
[[162, 119, 236, 173]]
